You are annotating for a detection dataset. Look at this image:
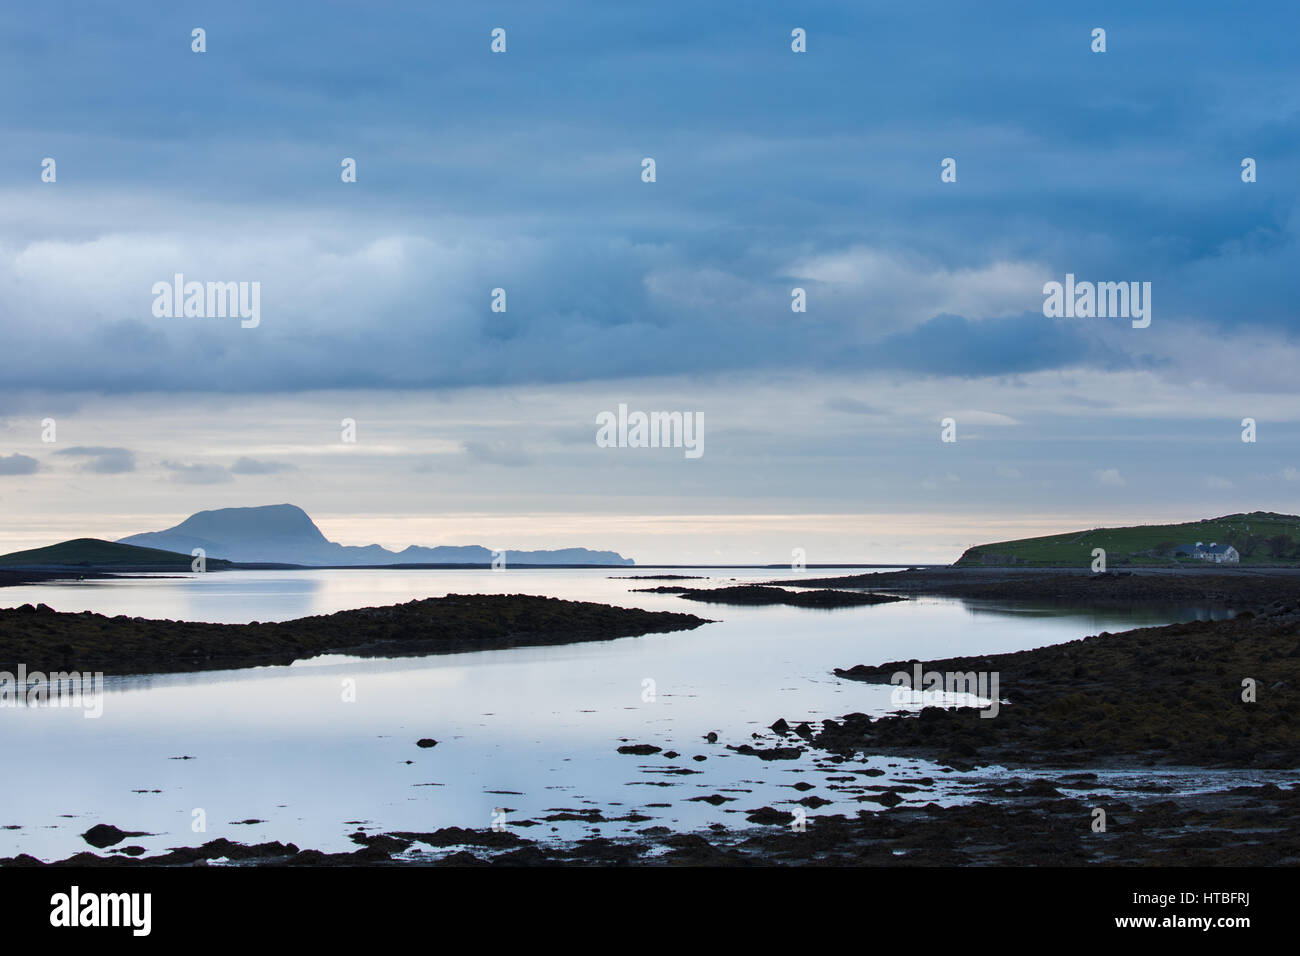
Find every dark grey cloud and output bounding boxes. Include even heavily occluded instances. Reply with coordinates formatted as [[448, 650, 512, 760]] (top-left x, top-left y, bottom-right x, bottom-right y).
[[160, 461, 233, 484], [857, 313, 1149, 378], [0, 0, 1294, 397], [462, 440, 533, 467], [230, 457, 297, 475], [55, 446, 136, 473], [0, 453, 39, 476]]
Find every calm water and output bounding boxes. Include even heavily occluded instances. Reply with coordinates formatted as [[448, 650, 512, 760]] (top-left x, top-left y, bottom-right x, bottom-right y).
[[0, 568, 1246, 860]]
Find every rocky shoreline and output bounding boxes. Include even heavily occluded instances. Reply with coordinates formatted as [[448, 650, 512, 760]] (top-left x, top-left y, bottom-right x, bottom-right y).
[[765, 565, 1300, 608], [5, 567, 1298, 867], [0, 594, 711, 676], [822, 604, 1300, 769], [631, 583, 905, 608], [7, 778, 1297, 867]]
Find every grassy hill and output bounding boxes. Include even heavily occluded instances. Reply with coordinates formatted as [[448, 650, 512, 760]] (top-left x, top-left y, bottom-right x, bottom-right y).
[[0, 538, 231, 569], [955, 512, 1300, 568]]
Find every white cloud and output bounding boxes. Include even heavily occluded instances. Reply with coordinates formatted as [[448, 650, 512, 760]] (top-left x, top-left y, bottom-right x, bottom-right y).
[[1096, 468, 1125, 487], [949, 410, 1022, 426], [785, 246, 1045, 327]]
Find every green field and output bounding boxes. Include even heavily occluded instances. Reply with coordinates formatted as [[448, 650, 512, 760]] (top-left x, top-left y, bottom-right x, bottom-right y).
[[955, 512, 1300, 567], [0, 538, 231, 569]]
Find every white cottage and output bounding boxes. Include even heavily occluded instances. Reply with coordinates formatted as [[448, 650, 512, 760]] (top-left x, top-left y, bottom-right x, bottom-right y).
[[1173, 541, 1240, 564]]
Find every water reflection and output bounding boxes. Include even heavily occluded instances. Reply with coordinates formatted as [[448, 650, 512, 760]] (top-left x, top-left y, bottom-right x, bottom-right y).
[[0, 568, 1251, 861], [956, 598, 1237, 626]]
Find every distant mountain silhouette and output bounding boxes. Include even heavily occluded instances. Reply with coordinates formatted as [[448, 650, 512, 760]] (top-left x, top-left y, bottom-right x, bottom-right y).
[[117, 504, 635, 566]]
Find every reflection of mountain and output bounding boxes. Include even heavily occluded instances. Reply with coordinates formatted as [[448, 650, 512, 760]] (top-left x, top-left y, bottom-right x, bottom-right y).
[[117, 504, 635, 566]]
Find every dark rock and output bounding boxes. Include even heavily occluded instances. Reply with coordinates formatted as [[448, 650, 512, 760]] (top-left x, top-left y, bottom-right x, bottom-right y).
[[349, 832, 412, 854], [81, 824, 148, 849], [746, 807, 796, 825], [728, 744, 804, 761], [391, 827, 528, 849]]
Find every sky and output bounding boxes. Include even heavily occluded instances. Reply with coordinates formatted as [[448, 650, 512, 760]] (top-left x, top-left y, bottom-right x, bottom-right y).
[[1, 1, 1298, 564]]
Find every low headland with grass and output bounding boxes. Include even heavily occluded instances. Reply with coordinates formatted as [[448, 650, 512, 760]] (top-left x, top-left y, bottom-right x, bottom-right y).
[[954, 511, 1300, 568]]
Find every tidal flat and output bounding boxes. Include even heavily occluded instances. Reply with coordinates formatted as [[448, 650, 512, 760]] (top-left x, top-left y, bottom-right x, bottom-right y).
[[2, 566, 1297, 866]]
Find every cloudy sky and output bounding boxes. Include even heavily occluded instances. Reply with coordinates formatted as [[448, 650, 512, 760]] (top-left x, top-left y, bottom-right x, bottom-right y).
[[1, 1, 1297, 563]]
